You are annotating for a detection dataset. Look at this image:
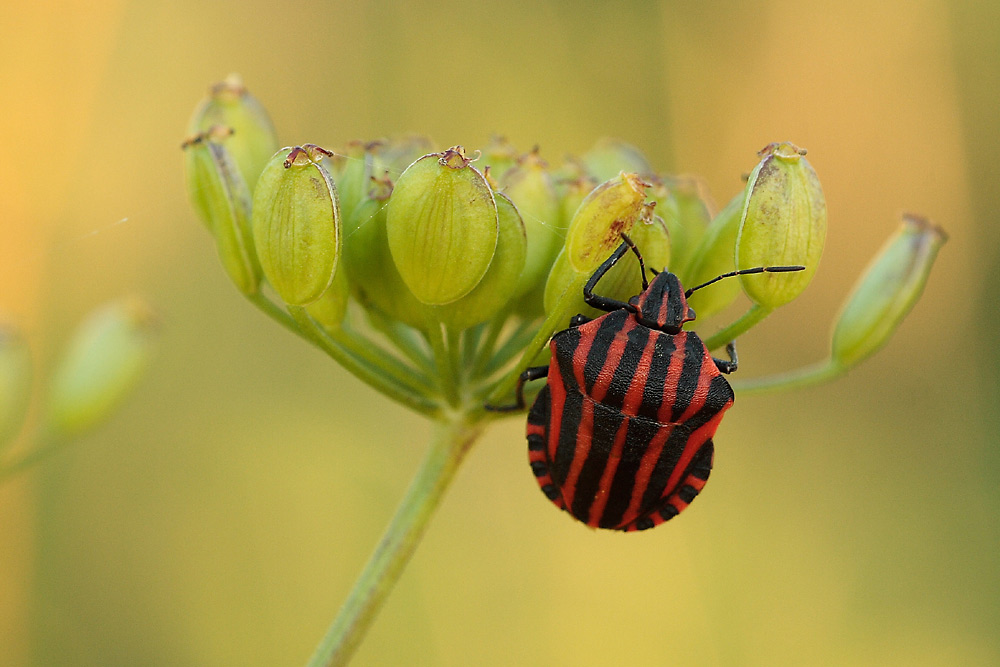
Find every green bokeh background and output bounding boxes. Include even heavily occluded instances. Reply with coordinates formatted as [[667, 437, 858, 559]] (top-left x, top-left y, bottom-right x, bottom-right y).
[[1, 1, 997, 665]]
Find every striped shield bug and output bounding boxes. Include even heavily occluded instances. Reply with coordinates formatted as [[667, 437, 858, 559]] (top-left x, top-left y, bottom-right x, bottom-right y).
[[489, 235, 803, 531]]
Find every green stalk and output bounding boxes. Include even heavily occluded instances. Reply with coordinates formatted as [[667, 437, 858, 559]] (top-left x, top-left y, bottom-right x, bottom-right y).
[[365, 310, 436, 377], [731, 358, 842, 396], [702, 304, 773, 351], [306, 417, 485, 667], [288, 308, 440, 417], [424, 322, 460, 406], [247, 291, 304, 336]]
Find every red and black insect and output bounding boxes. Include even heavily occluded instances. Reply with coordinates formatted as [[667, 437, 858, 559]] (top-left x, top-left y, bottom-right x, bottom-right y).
[[490, 235, 803, 531]]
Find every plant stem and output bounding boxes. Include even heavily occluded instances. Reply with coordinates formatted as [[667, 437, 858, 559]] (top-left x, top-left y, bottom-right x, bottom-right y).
[[287, 308, 440, 417], [424, 322, 460, 406], [306, 417, 484, 667], [730, 359, 842, 396], [247, 291, 303, 337], [702, 304, 773, 351]]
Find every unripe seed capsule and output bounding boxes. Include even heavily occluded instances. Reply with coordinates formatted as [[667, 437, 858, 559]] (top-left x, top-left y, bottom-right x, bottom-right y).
[[252, 145, 341, 306], [386, 147, 499, 305], [652, 175, 711, 278], [832, 214, 946, 367], [736, 142, 826, 308], [182, 127, 261, 295], [187, 74, 278, 192], [582, 138, 654, 183], [564, 172, 649, 273], [683, 192, 745, 320], [504, 151, 562, 305], [46, 298, 159, 438], [433, 191, 527, 330]]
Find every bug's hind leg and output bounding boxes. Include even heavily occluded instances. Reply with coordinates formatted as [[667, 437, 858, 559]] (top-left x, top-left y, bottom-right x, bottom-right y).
[[484, 365, 549, 412], [712, 341, 738, 374], [624, 440, 715, 532]]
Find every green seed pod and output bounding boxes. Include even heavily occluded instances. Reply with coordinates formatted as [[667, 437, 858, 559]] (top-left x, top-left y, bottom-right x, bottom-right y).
[[0, 322, 32, 451], [683, 191, 745, 320], [582, 138, 655, 183], [546, 206, 669, 319], [564, 172, 649, 274], [596, 208, 670, 305], [651, 175, 711, 278], [187, 74, 278, 192], [182, 127, 261, 295], [328, 140, 379, 227], [736, 142, 827, 308], [386, 147, 499, 305], [378, 135, 436, 174], [46, 298, 158, 438], [557, 174, 598, 229], [343, 176, 429, 329], [832, 214, 946, 368], [252, 145, 341, 306], [305, 263, 351, 334], [433, 192, 527, 329], [504, 151, 562, 307], [478, 135, 520, 184]]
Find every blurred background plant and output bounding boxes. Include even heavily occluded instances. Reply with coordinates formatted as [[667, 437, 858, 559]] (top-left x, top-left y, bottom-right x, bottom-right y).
[[0, 298, 159, 484], [1, 1, 996, 666]]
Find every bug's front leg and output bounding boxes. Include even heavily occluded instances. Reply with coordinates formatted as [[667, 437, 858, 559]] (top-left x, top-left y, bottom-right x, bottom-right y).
[[485, 365, 549, 412], [712, 341, 738, 374]]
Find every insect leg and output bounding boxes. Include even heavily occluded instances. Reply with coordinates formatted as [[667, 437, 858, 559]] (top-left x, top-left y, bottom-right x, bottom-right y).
[[484, 365, 550, 412], [712, 341, 738, 374], [583, 235, 643, 314]]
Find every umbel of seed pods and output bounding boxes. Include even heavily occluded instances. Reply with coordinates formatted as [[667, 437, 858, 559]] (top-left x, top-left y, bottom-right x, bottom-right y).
[[182, 77, 946, 531]]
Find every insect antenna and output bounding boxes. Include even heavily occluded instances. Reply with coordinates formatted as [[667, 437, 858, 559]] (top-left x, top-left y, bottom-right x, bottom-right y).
[[684, 265, 805, 297]]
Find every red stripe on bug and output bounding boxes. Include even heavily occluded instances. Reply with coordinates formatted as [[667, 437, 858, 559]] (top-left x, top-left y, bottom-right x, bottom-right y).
[[585, 417, 631, 525], [588, 318, 638, 402], [560, 395, 595, 512], [659, 353, 714, 496], [622, 422, 675, 526], [657, 331, 689, 424]]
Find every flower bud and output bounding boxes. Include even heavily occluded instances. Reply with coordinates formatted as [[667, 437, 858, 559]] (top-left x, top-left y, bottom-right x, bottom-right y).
[[503, 151, 562, 307], [683, 191, 745, 319], [736, 142, 827, 308], [564, 172, 649, 274], [46, 298, 158, 438], [187, 74, 278, 192], [582, 138, 654, 182], [182, 127, 261, 295], [0, 322, 32, 451], [252, 145, 341, 306], [386, 147, 499, 305], [831, 214, 946, 367], [433, 191, 527, 329]]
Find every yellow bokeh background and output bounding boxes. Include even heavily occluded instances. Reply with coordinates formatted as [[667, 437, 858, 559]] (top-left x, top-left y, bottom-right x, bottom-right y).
[[1, 1, 997, 665]]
